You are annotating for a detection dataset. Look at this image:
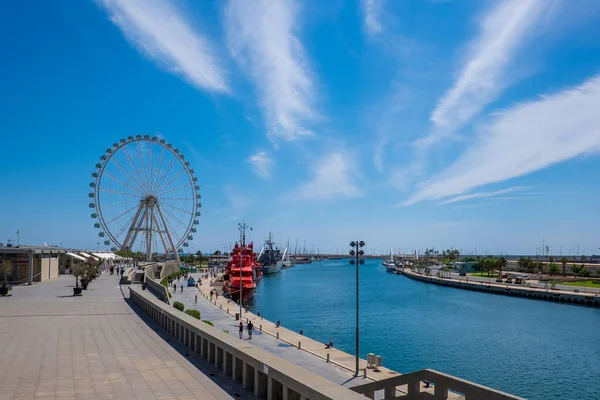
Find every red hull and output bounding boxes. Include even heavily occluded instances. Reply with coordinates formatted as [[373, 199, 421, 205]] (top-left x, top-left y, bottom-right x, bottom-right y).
[[223, 240, 260, 300]]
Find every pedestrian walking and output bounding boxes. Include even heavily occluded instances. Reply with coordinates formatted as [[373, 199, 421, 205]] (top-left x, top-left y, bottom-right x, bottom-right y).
[[247, 321, 253, 339], [173, 283, 176, 292], [209, 290, 213, 301], [180, 284, 183, 292], [239, 322, 244, 339], [195, 294, 198, 303]]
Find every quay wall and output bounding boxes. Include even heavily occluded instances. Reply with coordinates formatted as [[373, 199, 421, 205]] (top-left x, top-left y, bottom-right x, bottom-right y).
[[143, 276, 170, 305], [400, 269, 600, 308], [129, 286, 366, 400]]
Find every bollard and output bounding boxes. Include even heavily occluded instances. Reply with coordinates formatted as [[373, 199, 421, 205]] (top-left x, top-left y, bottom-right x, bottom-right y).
[[220, 304, 222, 309], [298, 341, 301, 349], [363, 368, 367, 378], [299, 329, 303, 335], [227, 308, 229, 314], [326, 353, 330, 363], [276, 332, 279, 339]]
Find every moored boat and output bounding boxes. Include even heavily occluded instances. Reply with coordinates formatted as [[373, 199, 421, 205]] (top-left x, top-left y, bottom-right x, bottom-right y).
[[382, 249, 397, 272], [258, 232, 283, 274], [223, 224, 259, 300]]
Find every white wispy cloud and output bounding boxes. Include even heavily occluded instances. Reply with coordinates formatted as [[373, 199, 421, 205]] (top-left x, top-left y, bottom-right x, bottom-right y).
[[247, 151, 273, 180], [361, 0, 384, 36], [100, 0, 228, 93], [224, 0, 318, 140], [420, 0, 557, 146], [289, 151, 362, 200], [438, 186, 523, 205], [404, 73, 600, 205]]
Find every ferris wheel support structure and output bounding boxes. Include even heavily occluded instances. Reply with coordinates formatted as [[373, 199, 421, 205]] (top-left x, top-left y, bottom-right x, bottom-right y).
[[90, 135, 200, 261]]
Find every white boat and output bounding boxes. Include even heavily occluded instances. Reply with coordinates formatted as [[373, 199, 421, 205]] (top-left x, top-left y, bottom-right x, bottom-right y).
[[382, 249, 396, 272], [281, 247, 293, 269]]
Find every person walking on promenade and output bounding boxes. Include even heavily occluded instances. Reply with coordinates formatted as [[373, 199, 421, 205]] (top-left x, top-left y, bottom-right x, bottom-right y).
[[209, 290, 213, 301], [180, 284, 183, 293], [247, 321, 253, 339], [173, 283, 177, 292], [239, 322, 244, 339], [195, 294, 198, 304]]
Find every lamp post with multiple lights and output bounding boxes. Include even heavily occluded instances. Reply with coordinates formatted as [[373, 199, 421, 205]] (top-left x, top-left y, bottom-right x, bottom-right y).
[[349, 240, 365, 376]]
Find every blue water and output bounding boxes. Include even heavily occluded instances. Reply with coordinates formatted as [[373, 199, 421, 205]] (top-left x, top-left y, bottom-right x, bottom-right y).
[[248, 259, 600, 400]]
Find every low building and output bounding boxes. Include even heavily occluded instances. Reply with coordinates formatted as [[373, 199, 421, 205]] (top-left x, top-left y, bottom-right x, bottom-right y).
[[0, 245, 67, 284]]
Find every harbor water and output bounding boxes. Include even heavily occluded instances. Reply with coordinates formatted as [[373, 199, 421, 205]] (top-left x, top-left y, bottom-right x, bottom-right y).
[[248, 258, 600, 400]]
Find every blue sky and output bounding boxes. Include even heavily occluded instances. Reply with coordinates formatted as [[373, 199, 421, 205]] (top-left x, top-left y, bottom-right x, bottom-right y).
[[1, 0, 600, 256]]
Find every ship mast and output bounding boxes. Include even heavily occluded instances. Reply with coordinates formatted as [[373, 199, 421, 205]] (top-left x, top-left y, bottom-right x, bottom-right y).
[[238, 222, 251, 247]]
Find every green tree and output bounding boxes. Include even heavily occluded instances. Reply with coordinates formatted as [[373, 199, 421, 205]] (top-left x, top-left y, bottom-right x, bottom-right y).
[[71, 264, 86, 289], [517, 257, 528, 272], [1, 259, 12, 288], [213, 250, 222, 255], [498, 256, 507, 277], [548, 263, 559, 276], [560, 256, 568, 277]]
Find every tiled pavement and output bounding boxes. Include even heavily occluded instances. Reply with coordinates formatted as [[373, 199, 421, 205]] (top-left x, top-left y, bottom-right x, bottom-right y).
[[169, 273, 371, 389], [0, 274, 257, 400]]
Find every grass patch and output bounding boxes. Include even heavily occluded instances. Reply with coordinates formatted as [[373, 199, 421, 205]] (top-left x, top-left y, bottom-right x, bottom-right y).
[[468, 272, 499, 278], [185, 309, 201, 319], [560, 281, 600, 289]]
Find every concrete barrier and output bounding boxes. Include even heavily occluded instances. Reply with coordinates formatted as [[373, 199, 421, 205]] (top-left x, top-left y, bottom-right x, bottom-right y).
[[350, 368, 526, 400], [129, 286, 366, 400], [401, 269, 600, 307], [144, 277, 170, 305]]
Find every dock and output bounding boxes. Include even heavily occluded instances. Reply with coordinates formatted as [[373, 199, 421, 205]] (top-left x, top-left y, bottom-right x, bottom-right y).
[[399, 268, 600, 307]]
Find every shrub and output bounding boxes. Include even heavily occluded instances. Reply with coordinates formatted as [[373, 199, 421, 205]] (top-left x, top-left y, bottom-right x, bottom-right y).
[[202, 320, 213, 326], [168, 292, 172, 298], [173, 301, 185, 312], [185, 309, 201, 319]]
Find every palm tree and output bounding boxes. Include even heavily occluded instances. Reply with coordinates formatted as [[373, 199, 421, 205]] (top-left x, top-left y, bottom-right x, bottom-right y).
[[498, 256, 507, 277], [560, 256, 568, 277]]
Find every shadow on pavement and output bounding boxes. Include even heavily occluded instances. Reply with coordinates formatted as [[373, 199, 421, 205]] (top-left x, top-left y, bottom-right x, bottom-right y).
[[122, 293, 258, 400]]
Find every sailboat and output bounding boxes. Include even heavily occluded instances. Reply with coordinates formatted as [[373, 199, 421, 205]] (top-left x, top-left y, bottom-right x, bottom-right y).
[[281, 244, 293, 269], [382, 249, 397, 272]]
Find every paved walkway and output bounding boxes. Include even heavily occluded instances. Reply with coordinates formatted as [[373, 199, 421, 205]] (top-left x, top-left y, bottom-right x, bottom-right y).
[[169, 272, 403, 392], [0, 274, 256, 400]]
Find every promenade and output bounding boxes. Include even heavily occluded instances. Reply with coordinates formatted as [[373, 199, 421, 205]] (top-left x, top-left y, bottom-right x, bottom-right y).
[[170, 273, 379, 389], [0, 274, 257, 400], [169, 272, 445, 399]]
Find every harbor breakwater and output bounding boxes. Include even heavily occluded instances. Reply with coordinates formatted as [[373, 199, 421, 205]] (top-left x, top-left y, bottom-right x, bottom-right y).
[[400, 268, 600, 307]]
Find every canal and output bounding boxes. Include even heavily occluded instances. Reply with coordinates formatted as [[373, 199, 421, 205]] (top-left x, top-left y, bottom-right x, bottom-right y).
[[248, 258, 600, 400]]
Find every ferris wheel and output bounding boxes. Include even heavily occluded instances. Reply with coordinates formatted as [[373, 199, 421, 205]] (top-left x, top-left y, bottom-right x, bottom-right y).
[[89, 135, 200, 261]]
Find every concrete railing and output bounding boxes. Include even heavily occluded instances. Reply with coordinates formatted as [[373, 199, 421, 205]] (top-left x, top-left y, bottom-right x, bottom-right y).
[[350, 369, 525, 400], [129, 286, 365, 400], [144, 277, 170, 305]]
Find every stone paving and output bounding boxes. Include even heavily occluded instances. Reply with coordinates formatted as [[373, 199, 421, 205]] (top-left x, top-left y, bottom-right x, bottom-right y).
[[169, 272, 399, 391], [0, 274, 257, 400]]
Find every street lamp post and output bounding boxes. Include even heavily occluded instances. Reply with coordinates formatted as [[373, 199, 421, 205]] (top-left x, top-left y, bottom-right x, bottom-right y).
[[349, 240, 365, 376], [238, 223, 251, 319]]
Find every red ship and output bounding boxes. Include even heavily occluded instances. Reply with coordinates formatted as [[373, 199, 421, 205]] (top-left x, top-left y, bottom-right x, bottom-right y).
[[223, 223, 262, 300]]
